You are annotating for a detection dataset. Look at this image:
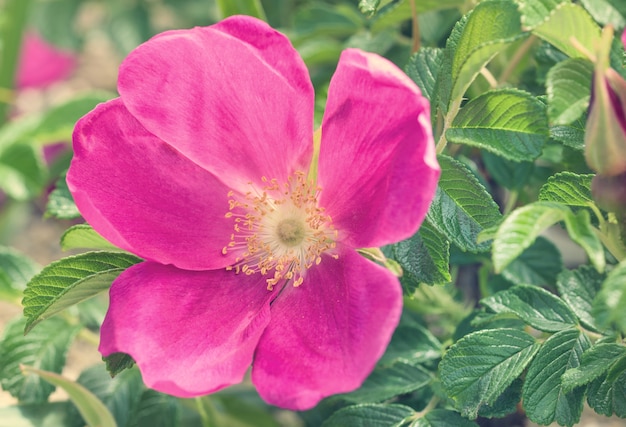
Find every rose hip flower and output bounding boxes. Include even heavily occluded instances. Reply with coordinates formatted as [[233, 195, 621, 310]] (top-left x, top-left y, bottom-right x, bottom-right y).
[[67, 15, 439, 410], [17, 31, 76, 89]]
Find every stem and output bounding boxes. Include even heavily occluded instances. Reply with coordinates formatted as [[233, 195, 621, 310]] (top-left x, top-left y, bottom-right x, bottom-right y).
[[503, 190, 519, 215], [498, 35, 537, 85], [195, 397, 217, 427], [0, 0, 33, 124], [480, 67, 498, 89], [410, 0, 420, 53], [435, 97, 463, 153]]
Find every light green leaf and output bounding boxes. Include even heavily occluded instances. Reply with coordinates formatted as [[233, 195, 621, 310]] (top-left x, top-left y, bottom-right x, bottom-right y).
[[60, 224, 120, 252], [439, 328, 540, 419], [21, 365, 117, 427], [492, 201, 569, 273], [0, 246, 39, 302], [481, 284, 578, 332], [22, 252, 142, 333], [215, 0, 266, 20], [563, 210, 605, 272], [405, 47, 443, 102], [532, 3, 601, 58], [522, 328, 589, 427], [321, 403, 414, 427], [579, 0, 626, 28], [538, 172, 594, 207], [447, 89, 549, 162], [556, 266, 604, 331], [516, 0, 563, 29], [561, 343, 626, 392], [426, 155, 502, 253], [550, 118, 586, 150], [501, 237, 563, 287], [0, 143, 46, 200], [414, 409, 479, 427], [45, 174, 80, 219], [592, 260, 626, 334], [546, 58, 593, 125], [370, 0, 464, 32], [0, 317, 79, 403], [449, 1, 525, 102]]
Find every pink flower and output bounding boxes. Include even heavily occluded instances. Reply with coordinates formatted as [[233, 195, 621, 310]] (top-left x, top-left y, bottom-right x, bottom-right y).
[[67, 16, 439, 410], [17, 31, 76, 89]]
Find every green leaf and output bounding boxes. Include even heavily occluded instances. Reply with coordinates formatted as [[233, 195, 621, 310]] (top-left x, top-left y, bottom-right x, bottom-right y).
[[448, 1, 525, 102], [546, 58, 593, 125], [0, 143, 46, 201], [293, 4, 361, 39], [380, 321, 443, 366], [426, 155, 502, 253], [216, 0, 266, 20], [522, 328, 590, 426], [22, 252, 142, 333], [339, 362, 432, 403], [321, 403, 414, 427], [0, 401, 75, 427], [562, 210, 605, 272], [492, 201, 569, 273], [556, 266, 604, 331], [60, 224, 120, 252], [579, 0, 626, 28], [477, 379, 522, 419], [21, 365, 117, 427], [103, 352, 136, 377], [388, 220, 451, 290], [414, 409, 479, 427], [592, 260, 626, 334], [405, 48, 443, 102], [532, 3, 601, 59], [439, 328, 540, 419], [370, 0, 465, 32], [481, 284, 578, 332], [0, 246, 39, 302], [447, 89, 549, 162], [538, 172, 594, 207], [0, 317, 80, 403], [129, 390, 180, 427], [586, 361, 626, 417], [550, 118, 586, 150], [517, 0, 562, 29], [45, 175, 80, 219], [501, 236, 563, 286], [561, 343, 626, 392], [481, 151, 534, 191]]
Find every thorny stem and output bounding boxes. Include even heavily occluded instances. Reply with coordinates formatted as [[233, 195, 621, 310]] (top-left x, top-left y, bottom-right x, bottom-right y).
[[498, 35, 537, 85], [410, 0, 421, 54]]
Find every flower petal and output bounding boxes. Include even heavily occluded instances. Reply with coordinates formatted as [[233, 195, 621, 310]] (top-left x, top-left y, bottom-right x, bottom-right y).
[[118, 15, 314, 189], [100, 262, 276, 397], [68, 98, 236, 270], [17, 31, 76, 89], [251, 249, 403, 410], [318, 49, 439, 248]]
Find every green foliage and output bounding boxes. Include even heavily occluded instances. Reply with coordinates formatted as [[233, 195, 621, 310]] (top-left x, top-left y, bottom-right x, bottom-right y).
[[321, 403, 415, 427]]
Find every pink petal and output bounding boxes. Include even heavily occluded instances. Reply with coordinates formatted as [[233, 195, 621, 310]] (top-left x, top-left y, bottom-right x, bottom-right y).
[[100, 262, 276, 397], [67, 99, 237, 270], [251, 249, 403, 410], [117, 15, 314, 190], [318, 49, 440, 248], [17, 31, 76, 89]]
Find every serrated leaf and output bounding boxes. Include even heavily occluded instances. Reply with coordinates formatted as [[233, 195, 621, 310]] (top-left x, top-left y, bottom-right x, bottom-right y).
[[587, 362, 626, 417], [492, 201, 569, 273], [426, 155, 502, 253], [21, 365, 117, 427], [561, 343, 626, 392], [449, 1, 525, 102], [0, 246, 40, 302], [405, 47, 443, 103], [532, 3, 601, 59], [389, 220, 451, 290], [380, 322, 443, 366], [0, 317, 80, 403], [517, 0, 562, 29], [538, 172, 594, 207], [501, 237, 563, 286], [556, 266, 604, 331], [370, 0, 464, 32], [481, 284, 578, 332], [546, 58, 593, 125], [522, 328, 590, 426], [321, 403, 414, 427], [414, 409, 479, 427], [477, 379, 522, 419], [22, 252, 142, 333], [439, 328, 540, 419], [447, 89, 549, 162], [104, 352, 136, 377], [550, 118, 586, 150], [592, 260, 626, 334], [563, 209, 605, 272], [45, 175, 80, 219], [60, 224, 120, 252]]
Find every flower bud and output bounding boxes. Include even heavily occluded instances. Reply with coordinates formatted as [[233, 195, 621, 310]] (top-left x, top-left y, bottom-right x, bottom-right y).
[[592, 172, 626, 214], [585, 27, 626, 176]]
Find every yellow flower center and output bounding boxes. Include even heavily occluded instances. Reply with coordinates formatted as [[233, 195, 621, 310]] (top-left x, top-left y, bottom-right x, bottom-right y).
[[222, 171, 337, 290]]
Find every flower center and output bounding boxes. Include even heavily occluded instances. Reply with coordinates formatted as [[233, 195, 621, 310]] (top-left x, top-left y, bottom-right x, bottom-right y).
[[222, 172, 337, 290]]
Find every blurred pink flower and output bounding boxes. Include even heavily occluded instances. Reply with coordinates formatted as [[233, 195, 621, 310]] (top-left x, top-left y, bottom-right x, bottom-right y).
[[17, 31, 76, 89], [68, 16, 439, 410]]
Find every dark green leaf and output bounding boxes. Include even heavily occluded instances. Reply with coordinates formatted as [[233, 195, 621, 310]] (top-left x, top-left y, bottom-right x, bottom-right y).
[[370, 0, 464, 32], [405, 48, 443, 102], [380, 322, 443, 366], [426, 155, 502, 253], [414, 409, 479, 427], [556, 266, 604, 331], [447, 89, 549, 162], [477, 379, 522, 419], [562, 343, 626, 392], [587, 365, 626, 417], [538, 172, 594, 207], [103, 352, 136, 378], [546, 58, 593, 125], [45, 175, 80, 219], [129, 390, 180, 427], [0, 317, 80, 403], [321, 403, 414, 427], [501, 237, 562, 287], [23, 252, 142, 333], [592, 261, 626, 334], [439, 328, 540, 419], [522, 329, 590, 426], [482, 151, 534, 191], [481, 284, 578, 332]]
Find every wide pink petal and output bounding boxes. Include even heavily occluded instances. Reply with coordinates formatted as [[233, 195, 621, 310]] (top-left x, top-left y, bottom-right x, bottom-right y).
[[318, 49, 439, 248], [251, 249, 403, 410], [17, 31, 76, 89], [118, 15, 314, 190], [67, 98, 238, 270], [100, 262, 277, 397]]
